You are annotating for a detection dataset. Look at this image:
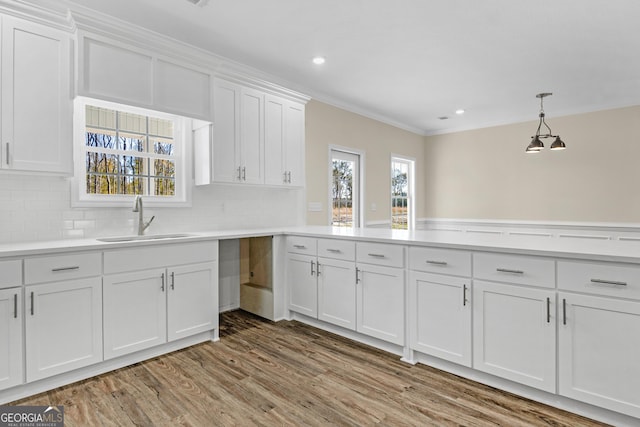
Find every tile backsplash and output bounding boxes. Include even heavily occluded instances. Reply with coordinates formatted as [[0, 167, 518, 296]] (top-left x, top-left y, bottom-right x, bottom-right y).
[[0, 174, 304, 243]]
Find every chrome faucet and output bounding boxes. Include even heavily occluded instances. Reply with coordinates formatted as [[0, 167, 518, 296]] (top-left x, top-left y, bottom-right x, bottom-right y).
[[132, 195, 155, 235]]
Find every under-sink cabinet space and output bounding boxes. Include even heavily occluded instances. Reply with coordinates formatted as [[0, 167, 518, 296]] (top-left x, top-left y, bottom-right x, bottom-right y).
[[24, 252, 102, 284], [239, 236, 274, 320], [0, 260, 22, 289], [103, 242, 218, 359], [473, 252, 555, 288], [558, 260, 640, 300], [409, 246, 471, 277], [558, 292, 640, 419], [0, 287, 23, 391], [473, 280, 556, 393]]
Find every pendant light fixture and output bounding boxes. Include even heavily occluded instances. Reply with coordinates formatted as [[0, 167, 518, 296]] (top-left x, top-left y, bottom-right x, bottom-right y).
[[525, 93, 566, 153]]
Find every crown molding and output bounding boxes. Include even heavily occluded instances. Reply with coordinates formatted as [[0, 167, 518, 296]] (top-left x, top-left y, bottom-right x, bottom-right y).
[[0, 0, 73, 31]]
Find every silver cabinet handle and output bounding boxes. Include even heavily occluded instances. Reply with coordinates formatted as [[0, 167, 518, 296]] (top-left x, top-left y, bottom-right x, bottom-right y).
[[426, 260, 448, 266], [562, 298, 567, 325], [293, 244, 306, 249], [5, 143, 9, 165], [546, 297, 551, 323], [356, 267, 361, 283], [310, 260, 315, 276], [367, 253, 386, 258], [317, 261, 321, 276], [51, 266, 80, 272], [288, 171, 292, 183], [30, 291, 34, 316], [283, 171, 288, 183], [496, 268, 524, 274], [161, 273, 165, 292], [463, 284, 467, 306], [14, 293, 18, 318], [237, 166, 241, 180], [590, 278, 628, 286], [326, 249, 341, 253], [242, 167, 246, 181], [171, 272, 175, 290]]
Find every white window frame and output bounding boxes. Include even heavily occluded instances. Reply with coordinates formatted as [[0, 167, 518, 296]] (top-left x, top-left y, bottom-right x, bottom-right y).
[[71, 97, 193, 207], [391, 154, 415, 230], [328, 146, 365, 228]]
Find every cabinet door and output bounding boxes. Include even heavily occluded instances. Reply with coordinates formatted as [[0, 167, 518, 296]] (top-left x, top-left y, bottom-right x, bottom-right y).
[[0, 288, 22, 390], [409, 271, 471, 367], [213, 79, 240, 183], [1, 17, 72, 173], [284, 102, 305, 187], [168, 262, 218, 342], [103, 269, 167, 359], [240, 87, 264, 184], [559, 293, 640, 418], [287, 253, 317, 318], [318, 257, 356, 330], [264, 95, 286, 186], [25, 278, 102, 382], [356, 264, 405, 345], [473, 280, 556, 392]]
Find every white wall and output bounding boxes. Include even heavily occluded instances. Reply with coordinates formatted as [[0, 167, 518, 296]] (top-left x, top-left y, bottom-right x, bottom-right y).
[[0, 174, 304, 243]]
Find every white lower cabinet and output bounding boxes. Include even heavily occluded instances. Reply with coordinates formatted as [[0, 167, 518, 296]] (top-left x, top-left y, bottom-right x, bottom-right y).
[[0, 288, 22, 391], [409, 271, 471, 366], [103, 262, 217, 359], [286, 253, 318, 318], [318, 257, 356, 330], [25, 278, 103, 382], [356, 263, 404, 346], [473, 280, 556, 393], [559, 292, 640, 418]]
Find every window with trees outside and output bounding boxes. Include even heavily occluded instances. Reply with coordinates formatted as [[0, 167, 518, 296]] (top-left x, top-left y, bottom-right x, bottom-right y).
[[391, 156, 415, 230], [73, 98, 190, 207]]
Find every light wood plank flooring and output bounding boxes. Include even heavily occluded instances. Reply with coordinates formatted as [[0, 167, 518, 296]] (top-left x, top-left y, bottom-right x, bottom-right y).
[[14, 310, 608, 426]]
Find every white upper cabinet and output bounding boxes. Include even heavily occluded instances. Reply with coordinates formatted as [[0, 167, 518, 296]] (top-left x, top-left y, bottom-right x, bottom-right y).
[[239, 87, 264, 184], [1, 16, 72, 174], [78, 32, 212, 120], [264, 95, 305, 187], [284, 101, 305, 187]]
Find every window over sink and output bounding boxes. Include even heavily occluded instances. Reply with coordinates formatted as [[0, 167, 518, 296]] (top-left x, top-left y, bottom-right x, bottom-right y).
[[72, 97, 194, 207]]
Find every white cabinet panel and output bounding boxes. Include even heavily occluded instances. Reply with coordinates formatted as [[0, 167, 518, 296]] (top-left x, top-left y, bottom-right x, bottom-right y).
[[318, 258, 356, 330], [474, 253, 555, 289], [0, 288, 22, 391], [103, 269, 167, 359], [1, 17, 72, 174], [155, 59, 211, 120], [167, 262, 218, 341], [213, 79, 241, 183], [473, 280, 556, 392], [264, 96, 286, 185], [287, 253, 317, 318], [356, 242, 405, 268], [25, 278, 103, 382], [239, 87, 264, 184], [559, 293, 640, 418], [356, 263, 404, 345], [0, 260, 21, 290], [558, 260, 640, 300], [410, 247, 471, 277], [82, 37, 153, 105], [410, 272, 471, 367], [284, 102, 305, 187]]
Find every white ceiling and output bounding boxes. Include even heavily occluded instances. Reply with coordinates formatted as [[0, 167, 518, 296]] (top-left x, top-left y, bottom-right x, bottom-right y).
[[40, 0, 640, 135]]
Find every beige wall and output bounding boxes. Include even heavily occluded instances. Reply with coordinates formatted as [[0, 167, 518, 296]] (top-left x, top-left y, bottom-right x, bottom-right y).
[[424, 105, 640, 222], [305, 100, 425, 225]]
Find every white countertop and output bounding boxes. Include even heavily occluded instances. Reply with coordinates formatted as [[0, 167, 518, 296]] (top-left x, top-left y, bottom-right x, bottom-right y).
[[2, 225, 640, 263]]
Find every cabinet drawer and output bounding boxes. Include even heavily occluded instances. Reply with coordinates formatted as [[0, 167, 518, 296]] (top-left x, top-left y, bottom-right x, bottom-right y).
[[356, 242, 405, 268], [104, 241, 217, 274], [0, 260, 22, 289], [318, 239, 355, 261], [558, 260, 640, 300], [410, 247, 471, 277], [286, 236, 317, 256], [25, 252, 101, 284], [474, 253, 555, 288]]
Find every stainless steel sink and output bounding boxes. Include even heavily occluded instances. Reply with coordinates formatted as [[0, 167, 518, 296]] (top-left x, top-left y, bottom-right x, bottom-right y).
[[97, 233, 194, 243]]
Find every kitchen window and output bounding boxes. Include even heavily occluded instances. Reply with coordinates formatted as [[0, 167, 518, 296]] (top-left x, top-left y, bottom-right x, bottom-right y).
[[72, 98, 191, 207], [330, 148, 364, 227], [391, 155, 415, 230]]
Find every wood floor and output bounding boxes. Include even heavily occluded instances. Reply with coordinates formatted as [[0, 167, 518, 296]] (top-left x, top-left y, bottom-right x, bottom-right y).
[[14, 310, 607, 426]]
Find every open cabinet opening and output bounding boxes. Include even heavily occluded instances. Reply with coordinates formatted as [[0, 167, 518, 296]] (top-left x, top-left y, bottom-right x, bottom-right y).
[[239, 236, 274, 319]]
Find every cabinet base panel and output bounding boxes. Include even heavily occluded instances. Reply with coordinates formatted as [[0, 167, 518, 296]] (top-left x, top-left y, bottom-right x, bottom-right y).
[[0, 329, 218, 405]]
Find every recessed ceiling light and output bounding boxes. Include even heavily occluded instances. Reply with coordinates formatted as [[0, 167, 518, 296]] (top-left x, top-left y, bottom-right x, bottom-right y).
[[455, 109, 465, 115], [312, 56, 326, 65]]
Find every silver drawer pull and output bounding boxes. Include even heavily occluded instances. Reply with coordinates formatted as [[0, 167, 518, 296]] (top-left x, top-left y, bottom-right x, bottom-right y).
[[426, 260, 448, 266], [367, 253, 386, 258], [14, 293, 18, 319], [51, 266, 80, 272], [496, 268, 524, 274], [590, 278, 628, 286], [293, 245, 307, 249], [326, 249, 342, 253]]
